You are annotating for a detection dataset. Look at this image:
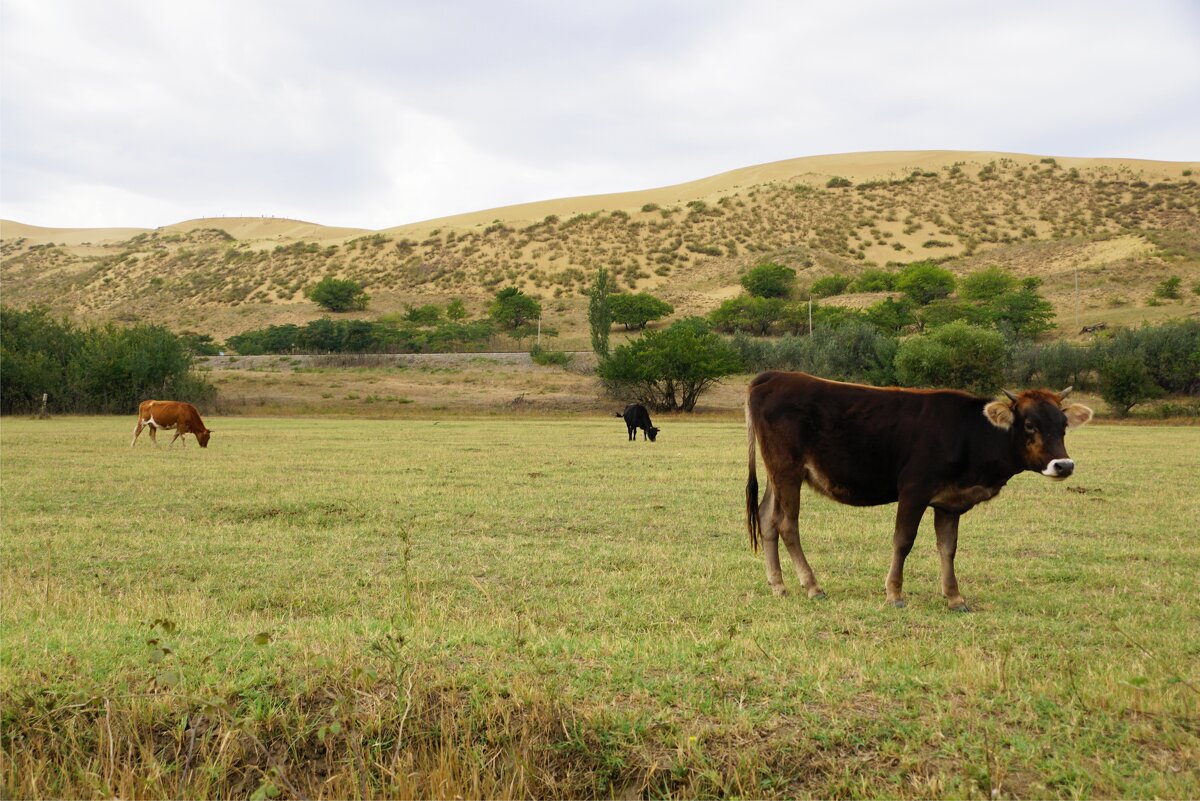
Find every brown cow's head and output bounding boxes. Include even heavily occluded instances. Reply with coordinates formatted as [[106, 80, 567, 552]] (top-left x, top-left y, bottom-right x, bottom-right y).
[[984, 387, 1092, 479], [197, 429, 211, 448]]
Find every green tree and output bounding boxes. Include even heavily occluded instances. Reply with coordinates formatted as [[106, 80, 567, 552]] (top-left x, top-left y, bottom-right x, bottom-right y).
[[404, 304, 443, 326], [307, 277, 369, 312], [708, 296, 785, 335], [587, 268, 614, 357], [488, 287, 541, 331], [446, 298, 468, 321], [987, 284, 1056, 338], [598, 318, 740, 412], [740, 263, 796, 298], [863, 297, 917, 335], [896, 262, 956, 305], [894, 321, 1007, 393], [1099, 355, 1163, 417], [608, 292, 674, 330]]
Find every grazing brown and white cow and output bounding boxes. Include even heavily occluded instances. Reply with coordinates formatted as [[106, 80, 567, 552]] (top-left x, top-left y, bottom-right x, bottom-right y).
[[131, 400, 212, 448], [745, 371, 1092, 610]]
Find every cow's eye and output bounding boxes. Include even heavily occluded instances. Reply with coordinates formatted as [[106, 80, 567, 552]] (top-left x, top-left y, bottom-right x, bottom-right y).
[[1023, 420, 1036, 434]]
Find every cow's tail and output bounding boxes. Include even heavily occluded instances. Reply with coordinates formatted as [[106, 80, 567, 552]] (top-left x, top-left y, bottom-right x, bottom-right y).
[[745, 398, 761, 554]]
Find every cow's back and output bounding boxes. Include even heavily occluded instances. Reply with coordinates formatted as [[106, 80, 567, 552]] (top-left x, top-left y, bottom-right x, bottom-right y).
[[748, 371, 989, 504]]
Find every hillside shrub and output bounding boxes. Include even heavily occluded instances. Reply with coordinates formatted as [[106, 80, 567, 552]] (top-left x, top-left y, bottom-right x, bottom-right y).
[[740, 263, 796, 298], [488, 287, 541, 331], [960, 266, 1018, 301], [850, 269, 897, 292], [896, 262, 956, 305], [307, 277, 369, 312], [810, 274, 853, 298], [895, 321, 1007, 393], [709, 296, 785, 335]]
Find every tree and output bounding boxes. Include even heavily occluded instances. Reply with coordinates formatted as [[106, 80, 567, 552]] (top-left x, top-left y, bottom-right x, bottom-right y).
[[894, 321, 1007, 393], [896, 262, 956, 305], [446, 298, 468, 321], [608, 292, 673, 330], [863, 297, 917, 335], [850, 269, 897, 292], [740, 263, 796, 298], [587, 268, 614, 357], [598, 318, 740, 412], [987, 285, 1055, 338], [488, 287, 541, 331], [404, 304, 442, 326], [307, 277, 369, 312], [709, 296, 785, 335], [1099, 355, 1162, 417]]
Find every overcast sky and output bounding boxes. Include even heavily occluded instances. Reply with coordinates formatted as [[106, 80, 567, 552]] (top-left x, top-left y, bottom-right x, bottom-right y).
[[2, 0, 1198, 230]]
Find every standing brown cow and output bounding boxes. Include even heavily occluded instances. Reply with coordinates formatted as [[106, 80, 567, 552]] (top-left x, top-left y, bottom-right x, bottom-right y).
[[745, 371, 1092, 610], [131, 400, 212, 448]]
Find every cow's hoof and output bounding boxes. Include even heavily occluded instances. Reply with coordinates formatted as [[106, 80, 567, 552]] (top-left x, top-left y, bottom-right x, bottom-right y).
[[889, 599, 907, 609], [949, 602, 970, 613], [809, 591, 827, 601], [770, 585, 788, 597]]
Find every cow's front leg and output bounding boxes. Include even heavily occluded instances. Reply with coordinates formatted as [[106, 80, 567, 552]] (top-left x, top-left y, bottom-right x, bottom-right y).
[[934, 508, 968, 611], [886, 497, 926, 607]]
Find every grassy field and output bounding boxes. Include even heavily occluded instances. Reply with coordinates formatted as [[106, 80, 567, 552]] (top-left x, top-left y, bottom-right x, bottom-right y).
[[1, 416, 1197, 798]]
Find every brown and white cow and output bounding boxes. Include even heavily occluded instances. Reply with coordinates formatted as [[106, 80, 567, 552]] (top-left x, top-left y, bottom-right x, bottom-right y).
[[745, 371, 1092, 610], [131, 400, 212, 448]]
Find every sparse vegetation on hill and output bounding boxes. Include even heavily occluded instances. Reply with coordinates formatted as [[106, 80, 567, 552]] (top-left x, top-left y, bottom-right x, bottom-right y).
[[3, 154, 1197, 348]]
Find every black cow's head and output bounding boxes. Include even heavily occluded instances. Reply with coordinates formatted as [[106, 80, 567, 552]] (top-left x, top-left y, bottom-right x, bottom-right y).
[[984, 387, 1092, 479], [647, 426, 660, 442]]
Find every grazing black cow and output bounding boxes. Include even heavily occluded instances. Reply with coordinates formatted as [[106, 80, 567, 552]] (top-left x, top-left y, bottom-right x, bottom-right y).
[[745, 371, 1093, 610], [616, 403, 660, 441]]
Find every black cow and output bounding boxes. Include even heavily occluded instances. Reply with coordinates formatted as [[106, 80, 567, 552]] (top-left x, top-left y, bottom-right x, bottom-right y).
[[745, 371, 1092, 610], [616, 403, 660, 441]]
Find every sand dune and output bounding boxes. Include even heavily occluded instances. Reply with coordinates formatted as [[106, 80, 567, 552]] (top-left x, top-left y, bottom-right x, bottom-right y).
[[4, 151, 1194, 245]]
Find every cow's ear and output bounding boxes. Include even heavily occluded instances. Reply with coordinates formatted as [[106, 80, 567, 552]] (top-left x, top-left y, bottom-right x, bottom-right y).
[[984, 400, 1014, 430], [1063, 403, 1093, 429]]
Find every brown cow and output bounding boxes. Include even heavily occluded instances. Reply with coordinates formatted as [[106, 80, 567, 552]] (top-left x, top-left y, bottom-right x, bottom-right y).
[[745, 372, 1092, 610], [131, 400, 212, 448]]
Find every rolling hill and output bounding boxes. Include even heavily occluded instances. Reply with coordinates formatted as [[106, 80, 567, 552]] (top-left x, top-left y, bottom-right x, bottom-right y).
[[2, 151, 1198, 346]]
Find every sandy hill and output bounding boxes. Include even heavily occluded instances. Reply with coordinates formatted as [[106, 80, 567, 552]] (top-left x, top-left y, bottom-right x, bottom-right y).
[[2, 151, 1198, 344]]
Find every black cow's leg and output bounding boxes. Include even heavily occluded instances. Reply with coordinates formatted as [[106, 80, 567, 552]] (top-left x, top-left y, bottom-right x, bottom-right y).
[[885, 497, 926, 607], [934, 508, 969, 611], [777, 484, 825, 599]]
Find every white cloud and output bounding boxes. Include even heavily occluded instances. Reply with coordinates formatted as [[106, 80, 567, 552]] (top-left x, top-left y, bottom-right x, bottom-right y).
[[1, 0, 1196, 229]]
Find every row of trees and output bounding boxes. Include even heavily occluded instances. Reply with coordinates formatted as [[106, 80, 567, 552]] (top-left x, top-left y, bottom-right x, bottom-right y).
[[0, 306, 214, 415]]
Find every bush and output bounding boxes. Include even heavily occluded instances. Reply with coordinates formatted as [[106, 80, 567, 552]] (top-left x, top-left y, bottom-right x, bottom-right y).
[[0, 306, 214, 414], [987, 283, 1056, 338], [740, 263, 796, 298], [959, 267, 1018, 301], [307, 277, 369, 312], [598, 318, 740, 412], [810, 274, 853, 298], [863, 297, 918, 335], [731, 322, 898, 386], [894, 321, 1007, 393], [709, 296, 786, 335], [607, 292, 674, 330], [826, 176, 853, 188], [850, 269, 897, 292], [896, 262, 956, 305], [529, 344, 572, 367], [1154, 275, 1183, 300]]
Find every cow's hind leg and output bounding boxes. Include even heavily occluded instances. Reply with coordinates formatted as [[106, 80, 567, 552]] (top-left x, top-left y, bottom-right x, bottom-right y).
[[775, 481, 825, 599], [758, 482, 787, 596], [885, 497, 927, 608], [131, 420, 145, 447], [934, 508, 969, 612]]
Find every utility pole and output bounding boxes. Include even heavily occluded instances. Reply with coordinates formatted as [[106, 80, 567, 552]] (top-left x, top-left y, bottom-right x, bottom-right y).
[[808, 299, 813, 335], [1074, 268, 1080, 332], [537, 314, 542, 348]]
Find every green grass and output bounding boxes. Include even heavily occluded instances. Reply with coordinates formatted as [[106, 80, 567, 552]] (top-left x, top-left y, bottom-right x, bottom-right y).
[[1, 417, 1197, 798]]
